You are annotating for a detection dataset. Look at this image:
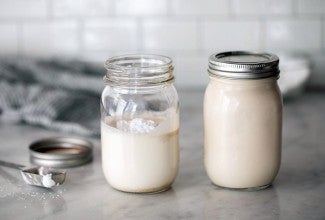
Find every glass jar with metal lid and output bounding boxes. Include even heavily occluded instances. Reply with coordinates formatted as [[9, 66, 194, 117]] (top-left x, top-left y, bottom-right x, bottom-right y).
[[101, 54, 179, 193], [204, 51, 282, 190]]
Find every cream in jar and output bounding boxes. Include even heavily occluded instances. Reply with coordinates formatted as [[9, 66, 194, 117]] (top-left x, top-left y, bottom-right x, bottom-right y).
[[101, 114, 179, 193], [204, 51, 282, 189]]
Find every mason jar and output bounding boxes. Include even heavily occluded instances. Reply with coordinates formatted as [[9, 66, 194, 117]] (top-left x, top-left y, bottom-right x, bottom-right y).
[[204, 51, 282, 190], [101, 54, 179, 193]]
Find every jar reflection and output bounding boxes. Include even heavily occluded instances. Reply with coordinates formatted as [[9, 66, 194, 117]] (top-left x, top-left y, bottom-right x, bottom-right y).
[[204, 187, 280, 219], [102, 189, 179, 219]]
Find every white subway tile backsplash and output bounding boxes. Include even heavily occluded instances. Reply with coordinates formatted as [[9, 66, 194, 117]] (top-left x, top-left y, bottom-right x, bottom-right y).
[[22, 21, 79, 56], [115, 0, 167, 15], [0, 0, 47, 18], [52, 0, 113, 17], [142, 20, 198, 51], [265, 19, 321, 51], [232, 0, 292, 15], [308, 53, 325, 87], [323, 21, 325, 49], [83, 19, 138, 51], [174, 54, 208, 87], [297, 0, 325, 14], [172, 0, 228, 15], [0, 24, 18, 55], [0, 0, 324, 87], [81, 51, 114, 64], [202, 20, 260, 52]]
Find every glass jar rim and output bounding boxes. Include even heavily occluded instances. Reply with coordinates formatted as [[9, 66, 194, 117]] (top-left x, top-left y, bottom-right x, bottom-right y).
[[104, 54, 174, 86]]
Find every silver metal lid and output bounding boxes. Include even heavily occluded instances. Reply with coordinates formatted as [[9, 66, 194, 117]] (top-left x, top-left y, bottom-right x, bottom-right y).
[[208, 51, 280, 79], [29, 137, 93, 168]]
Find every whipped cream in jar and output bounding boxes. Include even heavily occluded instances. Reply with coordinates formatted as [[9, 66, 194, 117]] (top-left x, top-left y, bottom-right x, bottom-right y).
[[204, 51, 282, 190], [101, 54, 179, 193]]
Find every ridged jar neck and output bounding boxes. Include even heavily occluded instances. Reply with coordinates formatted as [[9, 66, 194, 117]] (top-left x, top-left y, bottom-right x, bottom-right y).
[[104, 54, 174, 87]]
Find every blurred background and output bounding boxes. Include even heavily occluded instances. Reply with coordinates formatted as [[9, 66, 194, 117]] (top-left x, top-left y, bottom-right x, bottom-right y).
[[0, 0, 324, 88]]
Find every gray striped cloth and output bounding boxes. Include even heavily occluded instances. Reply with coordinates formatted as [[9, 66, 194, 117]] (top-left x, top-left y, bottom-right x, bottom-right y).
[[0, 58, 105, 136]]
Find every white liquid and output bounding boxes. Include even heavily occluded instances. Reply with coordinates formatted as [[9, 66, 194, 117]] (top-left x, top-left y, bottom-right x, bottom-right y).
[[101, 116, 179, 193], [204, 77, 282, 189]]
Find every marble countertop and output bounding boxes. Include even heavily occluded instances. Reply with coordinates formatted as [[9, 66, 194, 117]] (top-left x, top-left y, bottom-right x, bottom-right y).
[[0, 90, 324, 220]]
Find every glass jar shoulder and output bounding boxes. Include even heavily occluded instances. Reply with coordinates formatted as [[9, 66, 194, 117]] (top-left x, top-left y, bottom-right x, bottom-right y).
[[204, 77, 282, 111], [101, 84, 179, 117]]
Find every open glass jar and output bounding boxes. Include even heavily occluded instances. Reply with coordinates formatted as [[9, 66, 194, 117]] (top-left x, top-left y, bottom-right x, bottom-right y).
[[101, 54, 179, 193], [204, 51, 283, 190]]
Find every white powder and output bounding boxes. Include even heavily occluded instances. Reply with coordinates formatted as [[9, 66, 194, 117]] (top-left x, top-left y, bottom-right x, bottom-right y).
[[116, 118, 158, 134], [42, 174, 56, 188]]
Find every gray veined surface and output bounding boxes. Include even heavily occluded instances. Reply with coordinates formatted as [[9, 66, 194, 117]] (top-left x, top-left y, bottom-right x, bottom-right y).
[[0, 90, 324, 219]]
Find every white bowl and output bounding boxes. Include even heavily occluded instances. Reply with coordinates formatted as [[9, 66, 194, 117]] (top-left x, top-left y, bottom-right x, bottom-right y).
[[278, 55, 310, 98]]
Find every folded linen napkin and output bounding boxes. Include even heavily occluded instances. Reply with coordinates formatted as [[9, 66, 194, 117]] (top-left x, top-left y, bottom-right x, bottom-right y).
[[0, 58, 105, 136]]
